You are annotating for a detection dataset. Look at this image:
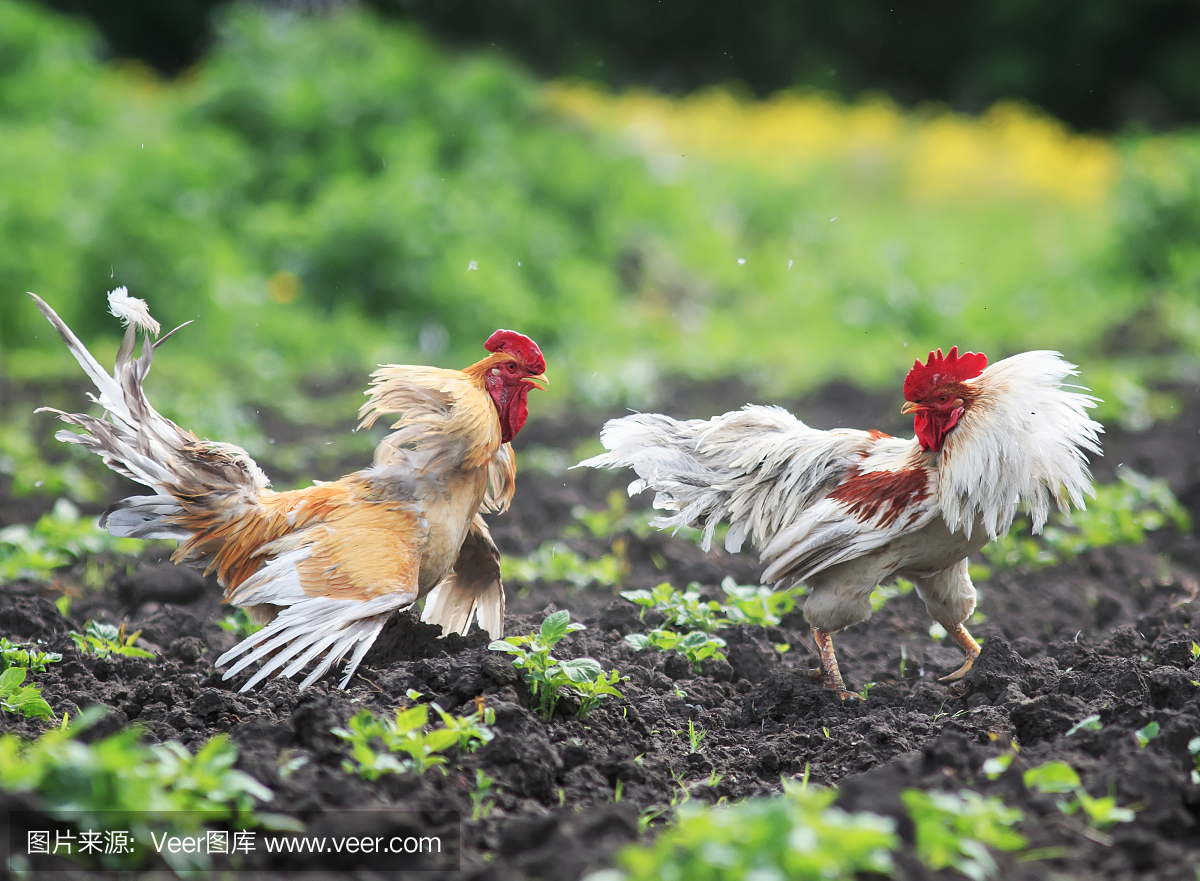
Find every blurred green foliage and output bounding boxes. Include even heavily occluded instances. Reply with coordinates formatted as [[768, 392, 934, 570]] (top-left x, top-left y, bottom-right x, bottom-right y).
[[977, 467, 1189, 576], [0, 414, 106, 502], [0, 707, 287, 870], [1, 0, 1199, 475], [902, 789, 1026, 880], [1117, 136, 1200, 284], [611, 779, 898, 880], [0, 499, 148, 582], [501, 541, 623, 588]]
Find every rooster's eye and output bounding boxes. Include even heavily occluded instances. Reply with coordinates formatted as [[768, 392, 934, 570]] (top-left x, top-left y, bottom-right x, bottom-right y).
[[505, 362, 518, 373]]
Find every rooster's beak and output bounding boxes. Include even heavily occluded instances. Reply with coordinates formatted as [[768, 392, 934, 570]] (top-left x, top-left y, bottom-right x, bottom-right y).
[[523, 372, 549, 391], [900, 401, 922, 415]]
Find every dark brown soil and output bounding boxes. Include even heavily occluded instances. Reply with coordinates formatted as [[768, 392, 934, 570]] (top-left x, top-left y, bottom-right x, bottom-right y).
[[4, 378, 1200, 880]]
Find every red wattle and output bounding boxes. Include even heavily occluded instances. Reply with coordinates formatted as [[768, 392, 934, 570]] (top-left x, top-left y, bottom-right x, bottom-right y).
[[913, 406, 963, 452], [500, 387, 530, 444]]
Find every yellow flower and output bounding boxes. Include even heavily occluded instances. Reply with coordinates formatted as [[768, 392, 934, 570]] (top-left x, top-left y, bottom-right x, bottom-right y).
[[544, 83, 1117, 207]]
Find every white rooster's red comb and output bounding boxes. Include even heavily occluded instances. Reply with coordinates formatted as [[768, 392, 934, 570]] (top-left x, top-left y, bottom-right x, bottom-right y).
[[484, 329, 545, 374], [904, 346, 987, 401]]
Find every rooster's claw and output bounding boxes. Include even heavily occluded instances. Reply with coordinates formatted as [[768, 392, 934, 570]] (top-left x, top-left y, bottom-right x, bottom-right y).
[[938, 656, 975, 682]]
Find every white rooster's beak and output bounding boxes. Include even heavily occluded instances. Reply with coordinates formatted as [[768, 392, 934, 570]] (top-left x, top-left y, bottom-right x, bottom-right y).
[[900, 401, 922, 415]]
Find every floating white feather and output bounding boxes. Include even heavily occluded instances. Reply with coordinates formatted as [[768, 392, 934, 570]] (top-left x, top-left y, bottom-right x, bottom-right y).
[[107, 286, 161, 336]]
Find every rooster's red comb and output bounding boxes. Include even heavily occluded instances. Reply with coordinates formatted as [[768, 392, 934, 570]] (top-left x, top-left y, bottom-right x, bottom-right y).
[[484, 329, 545, 374], [903, 346, 987, 402]]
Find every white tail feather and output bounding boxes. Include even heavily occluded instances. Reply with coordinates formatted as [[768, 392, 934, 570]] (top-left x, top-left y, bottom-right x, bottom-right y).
[[217, 593, 410, 693], [420, 576, 505, 638]]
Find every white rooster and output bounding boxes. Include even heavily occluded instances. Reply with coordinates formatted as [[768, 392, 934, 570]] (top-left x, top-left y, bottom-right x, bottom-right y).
[[579, 347, 1102, 698]]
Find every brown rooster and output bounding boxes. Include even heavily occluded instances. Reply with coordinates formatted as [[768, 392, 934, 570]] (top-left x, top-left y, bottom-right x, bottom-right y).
[[31, 289, 546, 691], [580, 347, 1102, 698]]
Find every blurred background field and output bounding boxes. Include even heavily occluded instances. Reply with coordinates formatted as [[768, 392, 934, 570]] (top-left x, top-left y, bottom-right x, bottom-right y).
[[3, 0, 1200, 497]]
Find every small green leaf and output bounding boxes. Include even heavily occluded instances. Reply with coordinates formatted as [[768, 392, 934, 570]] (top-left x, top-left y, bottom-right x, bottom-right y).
[[1024, 761, 1081, 794], [393, 704, 428, 733], [0, 667, 25, 691], [1065, 714, 1102, 736], [1134, 721, 1160, 747], [421, 729, 460, 753], [559, 657, 604, 683], [620, 590, 654, 605], [540, 609, 573, 643]]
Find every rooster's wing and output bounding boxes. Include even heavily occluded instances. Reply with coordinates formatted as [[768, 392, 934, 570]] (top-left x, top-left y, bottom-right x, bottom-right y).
[[579, 404, 938, 587]]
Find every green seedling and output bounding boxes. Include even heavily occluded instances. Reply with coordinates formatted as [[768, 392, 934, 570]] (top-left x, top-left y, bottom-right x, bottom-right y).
[[687, 720, 706, 754], [277, 751, 309, 781], [333, 702, 493, 779], [1024, 760, 1135, 831], [621, 582, 725, 633], [870, 578, 915, 612], [470, 769, 496, 821], [0, 667, 54, 720], [501, 542, 623, 588], [1187, 736, 1200, 784], [980, 468, 1189, 576], [1065, 714, 1102, 736], [489, 610, 624, 718], [69, 621, 155, 659], [0, 637, 62, 672], [1063, 789, 1136, 830], [625, 628, 727, 672], [615, 777, 897, 880], [217, 608, 263, 640], [719, 577, 802, 627], [1023, 760, 1083, 794], [1135, 721, 1160, 747], [980, 745, 1019, 780], [902, 789, 1026, 880], [572, 669, 626, 717], [637, 772, 693, 833], [434, 698, 497, 752]]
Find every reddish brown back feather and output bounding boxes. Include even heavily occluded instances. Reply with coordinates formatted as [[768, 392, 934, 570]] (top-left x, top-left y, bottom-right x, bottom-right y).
[[828, 466, 929, 528]]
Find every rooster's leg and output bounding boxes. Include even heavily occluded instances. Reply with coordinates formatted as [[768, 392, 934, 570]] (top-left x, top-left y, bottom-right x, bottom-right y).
[[811, 627, 857, 700], [938, 622, 981, 682]]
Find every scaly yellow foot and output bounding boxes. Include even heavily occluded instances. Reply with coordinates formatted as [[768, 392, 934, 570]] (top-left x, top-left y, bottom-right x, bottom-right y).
[[811, 627, 860, 700], [938, 622, 981, 683]]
